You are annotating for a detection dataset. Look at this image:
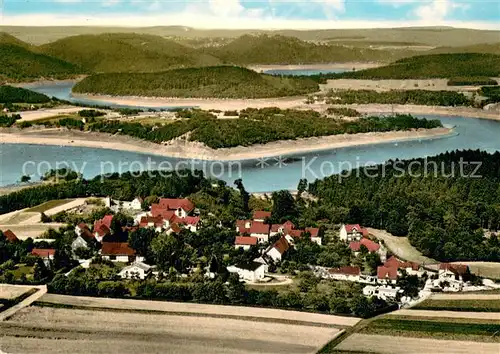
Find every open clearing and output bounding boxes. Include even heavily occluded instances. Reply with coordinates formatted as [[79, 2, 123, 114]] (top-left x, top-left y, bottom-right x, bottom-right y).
[[38, 293, 361, 327], [453, 261, 500, 279], [0, 306, 341, 354], [367, 228, 438, 265], [26, 198, 76, 213], [335, 334, 500, 354]]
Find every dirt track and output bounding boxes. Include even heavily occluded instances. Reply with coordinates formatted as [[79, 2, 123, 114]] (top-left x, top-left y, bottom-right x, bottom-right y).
[[0, 306, 341, 354], [335, 334, 500, 354]]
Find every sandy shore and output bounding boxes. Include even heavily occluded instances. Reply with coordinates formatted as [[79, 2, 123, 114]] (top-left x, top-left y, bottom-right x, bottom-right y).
[[0, 127, 453, 161], [247, 62, 382, 72]]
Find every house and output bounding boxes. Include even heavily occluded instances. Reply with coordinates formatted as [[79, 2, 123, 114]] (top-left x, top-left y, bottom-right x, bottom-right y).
[[306, 227, 322, 245], [2, 229, 19, 243], [339, 224, 368, 242], [439, 263, 469, 282], [75, 223, 89, 237], [101, 242, 144, 263], [363, 285, 402, 301], [182, 216, 201, 232], [377, 265, 398, 284], [227, 261, 266, 282], [72, 224, 95, 250], [139, 216, 164, 232], [118, 261, 153, 280], [113, 197, 143, 211], [234, 236, 258, 250], [93, 215, 113, 242], [253, 210, 271, 222], [236, 220, 270, 243], [31, 248, 55, 260], [327, 266, 361, 282], [129, 197, 143, 210], [384, 256, 425, 277], [155, 198, 195, 218], [265, 237, 290, 263]]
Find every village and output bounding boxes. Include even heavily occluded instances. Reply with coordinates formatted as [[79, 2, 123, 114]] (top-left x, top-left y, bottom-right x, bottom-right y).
[[1, 192, 495, 312]]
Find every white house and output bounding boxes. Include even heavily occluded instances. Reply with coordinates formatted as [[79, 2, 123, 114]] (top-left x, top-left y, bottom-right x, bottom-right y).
[[118, 261, 153, 280], [101, 242, 144, 263], [377, 265, 398, 285], [71, 236, 89, 251], [339, 224, 367, 242], [439, 263, 469, 282], [363, 285, 402, 301], [234, 236, 258, 251], [327, 266, 361, 282], [227, 261, 266, 282], [115, 197, 143, 211], [264, 237, 290, 263]]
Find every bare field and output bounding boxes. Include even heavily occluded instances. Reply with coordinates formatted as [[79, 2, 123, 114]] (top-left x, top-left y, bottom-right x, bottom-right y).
[[335, 334, 500, 354], [0, 306, 341, 354], [320, 79, 494, 92], [0, 285, 33, 300], [0, 223, 65, 240], [39, 293, 361, 327], [453, 262, 500, 279], [393, 309, 500, 321]]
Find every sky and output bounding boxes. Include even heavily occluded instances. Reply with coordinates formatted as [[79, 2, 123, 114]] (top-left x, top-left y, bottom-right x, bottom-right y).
[[1, 0, 499, 29]]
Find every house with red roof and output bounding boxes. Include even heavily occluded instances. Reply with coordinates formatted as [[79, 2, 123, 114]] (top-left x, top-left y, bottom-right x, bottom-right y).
[[31, 248, 55, 260], [327, 266, 361, 282], [439, 263, 469, 282], [101, 242, 144, 263], [236, 219, 270, 243], [252, 210, 271, 222], [234, 236, 258, 250], [93, 215, 114, 242], [339, 224, 368, 242], [384, 256, 425, 277], [265, 237, 290, 263], [156, 198, 195, 218], [72, 223, 95, 251], [2, 229, 19, 243], [349, 238, 386, 261], [377, 265, 398, 284]]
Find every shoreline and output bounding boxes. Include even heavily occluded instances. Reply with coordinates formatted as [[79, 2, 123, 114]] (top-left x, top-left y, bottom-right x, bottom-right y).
[[0, 127, 453, 162], [247, 63, 382, 72]]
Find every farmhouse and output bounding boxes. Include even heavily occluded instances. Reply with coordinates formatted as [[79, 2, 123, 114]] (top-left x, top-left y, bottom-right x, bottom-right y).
[[234, 236, 258, 250], [439, 263, 469, 281], [377, 265, 398, 284], [72, 223, 95, 250], [384, 256, 425, 277], [153, 198, 195, 218], [31, 248, 55, 260], [265, 237, 290, 263], [363, 285, 402, 301], [349, 238, 386, 261], [327, 266, 361, 282], [253, 210, 271, 222], [339, 224, 368, 242], [93, 215, 113, 242], [101, 242, 144, 263], [227, 261, 266, 282], [2, 229, 18, 243], [118, 261, 153, 280]]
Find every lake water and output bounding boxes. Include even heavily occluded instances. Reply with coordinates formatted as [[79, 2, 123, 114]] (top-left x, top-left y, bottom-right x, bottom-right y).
[[5, 74, 500, 192], [2, 116, 500, 192]]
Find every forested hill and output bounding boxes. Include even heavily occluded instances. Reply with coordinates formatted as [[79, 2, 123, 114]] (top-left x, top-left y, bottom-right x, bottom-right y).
[[0, 32, 31, 48], [310, 150, 500, 262], [72, 66, 319, 98], [0, 43, 83, 82], [38, 33, 222, 73], [332, 53, 500, 80], [0, 85, 51, 103], [430, 43, 500, 55], [204, 34, 410, 64]]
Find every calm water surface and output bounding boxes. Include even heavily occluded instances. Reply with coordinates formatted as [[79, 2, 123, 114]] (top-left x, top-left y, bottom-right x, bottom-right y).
[[5, 75, 500, 192]]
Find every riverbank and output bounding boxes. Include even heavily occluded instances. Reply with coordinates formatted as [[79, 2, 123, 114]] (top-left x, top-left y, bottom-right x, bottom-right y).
[[0, 127, 453, 161], [247, 63, 382, 72]]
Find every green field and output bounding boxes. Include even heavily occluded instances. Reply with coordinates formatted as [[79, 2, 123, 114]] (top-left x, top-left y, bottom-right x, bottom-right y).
[[361, 318, 500, 342], [414, 299, 500, 312], [26, 199, 75, 213]]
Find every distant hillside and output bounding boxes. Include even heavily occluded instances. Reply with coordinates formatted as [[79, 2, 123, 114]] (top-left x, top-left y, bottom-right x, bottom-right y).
[[430, 43, 500, 55], [0, 32, 31, 48], [334, 53, 500, 80], [38, 33, 221, 73], [0, 44, 83, 82], [73, 66, 319, 98], [204, 34, 412, 64]]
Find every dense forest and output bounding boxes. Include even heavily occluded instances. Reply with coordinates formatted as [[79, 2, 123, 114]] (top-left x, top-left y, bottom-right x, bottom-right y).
[[203, 34, 411, 65], [0, 43, 82, 82], [309, 150, 500, 262], [312, 53, 500, 81], [38, 33, 221, 73], [325, 89, 473, 106], [87, 109, 442, 149], [0, 85, 51, 103], [72, 66, 319, 98]]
